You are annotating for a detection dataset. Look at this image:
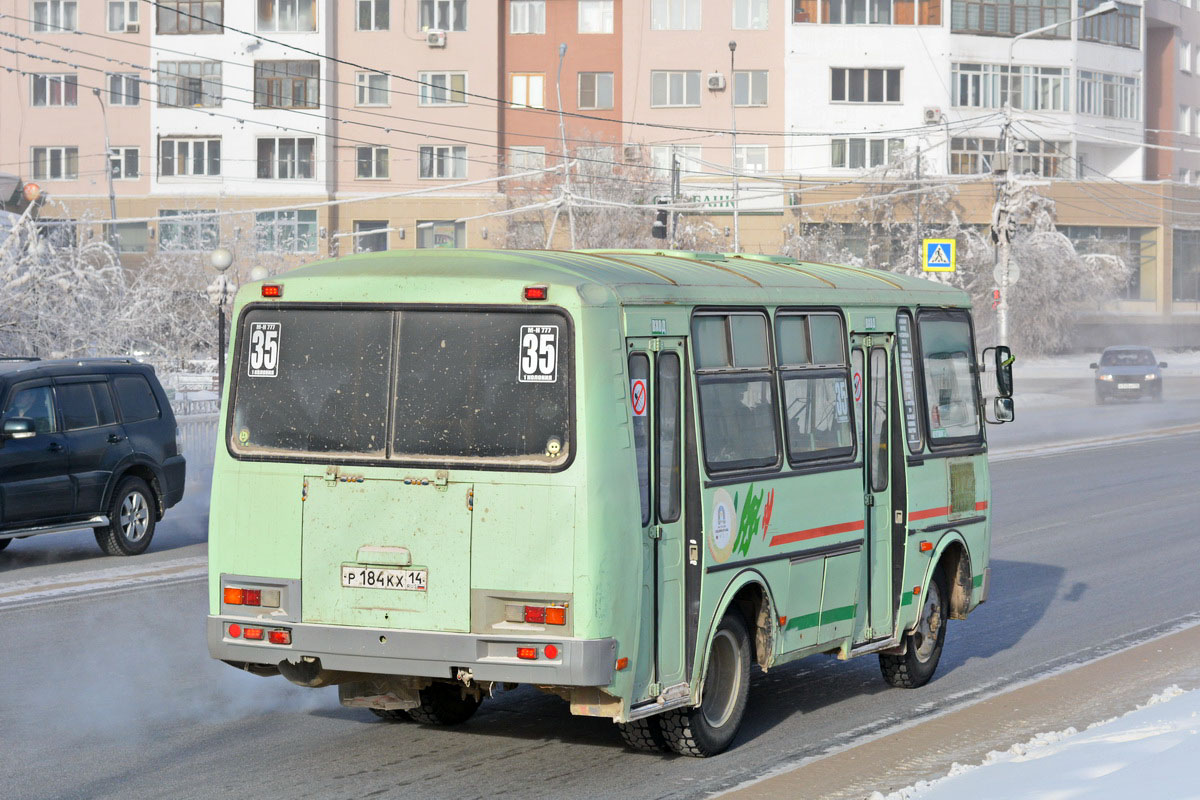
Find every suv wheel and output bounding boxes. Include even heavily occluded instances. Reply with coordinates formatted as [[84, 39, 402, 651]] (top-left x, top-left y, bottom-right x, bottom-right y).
[[95, 477, 157, 556]]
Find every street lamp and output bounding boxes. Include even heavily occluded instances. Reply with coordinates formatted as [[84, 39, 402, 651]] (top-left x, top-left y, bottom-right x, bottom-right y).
[[993, 0, 1117, 345], [555, 42, 577, 249], [729, 40, 740, 254], [206, 247, 235, 396]]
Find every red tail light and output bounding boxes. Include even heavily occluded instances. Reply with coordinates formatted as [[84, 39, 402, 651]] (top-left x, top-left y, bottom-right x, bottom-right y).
[[227, 623, 242, 638], [544, 644, 559, 659], [524, 605, 546, 624], [243, 589, 262, 606], [262, 284, 283, 298], [268, 629, 291, 645], [243, 627, 265, 641], [517, 647, 538, 660], [523, 285, 548, 301]]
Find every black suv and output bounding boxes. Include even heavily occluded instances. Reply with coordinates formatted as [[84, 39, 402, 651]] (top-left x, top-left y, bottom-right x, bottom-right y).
[[0, 358, 186, 555]]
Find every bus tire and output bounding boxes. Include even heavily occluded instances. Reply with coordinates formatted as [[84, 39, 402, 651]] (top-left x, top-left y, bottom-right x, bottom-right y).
[[369, 708, 412, 723], [660, 610, 751, 757], [407, 682, 482, 725], [94, 477, 157, 556], [615, 716, 668, 752], [880, 567, 948, 689]]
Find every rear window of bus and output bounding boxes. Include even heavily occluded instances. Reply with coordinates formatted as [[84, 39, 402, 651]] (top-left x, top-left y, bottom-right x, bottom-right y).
[[228, 306, 572, 468]]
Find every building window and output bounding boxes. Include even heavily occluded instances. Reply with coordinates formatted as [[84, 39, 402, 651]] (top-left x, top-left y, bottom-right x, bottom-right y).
[[579, 0, 614, 33], [420, 0, 467, 31], [355, 72, 389, 106], [109, 147, 140, 179], [419, 72, 467, 105], [735, 145, 768, 173], [651, 145, 703, 175], [831, 67, 900, 103], [1078, 0, 1139, 48], [254, 61, 319, 109], [157, 0, 223, 34], [420, 145, 467, 179], [949, 138, 1069, 177], [33, 1, 77, 31], [107, 1, 139, 31], [578, 72, 614, 109], [1173, 229, 1200, 302], [37, 219, 76, 248], [651, 0, 700, 29], [794, 0, 941, 24], [733, 0, 769, 28], [31, 146, 79, 180], [1183, 40, 1192, 73], [108, 221, 148, 253], [651, 70, 701, 107], [257, 137, 316, 179], [31, 74, 78, 107], [356, 145, 389, 179], [417, 220, 465, 248], [108, 73, 141, 106], [1063, 226, 1155, 300], [508, 145, 546, 171], [257, 0, 316, 32], [1078, 70, 1140, 120], [255, 210, 318, 254], [831, 137, 903, 168], [734, 70, 768, 106], [158, 61, 221, 107], [950, 63, 1067, 112], [160, 138, 221, 177], [511, 73, 545, 108], [353, 220, 389, 253], [950, 0, 1071, 36], [949, 137, 997, 174], [357, 0, 389, 29], [159, 209, 219, 252], [1182, 106, 1193, 136], [511, 0, 545, 33]]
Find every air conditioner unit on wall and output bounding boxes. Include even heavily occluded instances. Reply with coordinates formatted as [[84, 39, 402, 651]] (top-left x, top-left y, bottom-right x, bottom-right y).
[[426, 29, 446, 47], [923, 106, 942, 124], [623, 144, 642, 162], [707, 73, 726, 91], [126, 22, 140, 33]]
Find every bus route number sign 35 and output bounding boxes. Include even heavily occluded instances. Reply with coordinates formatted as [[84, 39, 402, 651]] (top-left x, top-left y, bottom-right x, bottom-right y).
[[519, 325, 558, 383], [247, 322, 281, 378]]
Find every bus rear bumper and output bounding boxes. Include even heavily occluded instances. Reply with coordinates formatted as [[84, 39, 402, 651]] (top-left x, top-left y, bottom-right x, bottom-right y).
[[206, 616, 617, 687]]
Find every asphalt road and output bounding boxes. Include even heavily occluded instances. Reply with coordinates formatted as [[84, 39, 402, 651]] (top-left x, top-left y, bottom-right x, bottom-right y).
[[1, 415, 1198, 799]]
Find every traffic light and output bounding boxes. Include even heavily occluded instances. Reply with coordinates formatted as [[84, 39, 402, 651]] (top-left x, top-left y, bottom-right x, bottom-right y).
[[991, 288, 1001, 310], [651, 195, 670, 239]]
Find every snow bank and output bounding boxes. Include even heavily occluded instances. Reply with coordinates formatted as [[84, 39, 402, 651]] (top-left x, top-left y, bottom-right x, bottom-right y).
[[1014, 350, 1200, 380], [870, 687, 1200, 800]]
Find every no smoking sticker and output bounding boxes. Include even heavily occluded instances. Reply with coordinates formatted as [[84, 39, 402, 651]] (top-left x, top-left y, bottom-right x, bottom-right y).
[[630, 378, 647, 417], [852, 371, 863, 403]]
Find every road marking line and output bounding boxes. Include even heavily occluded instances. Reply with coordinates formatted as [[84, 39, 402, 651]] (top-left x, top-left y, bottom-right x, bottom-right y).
[[0, 556, 207, 609]]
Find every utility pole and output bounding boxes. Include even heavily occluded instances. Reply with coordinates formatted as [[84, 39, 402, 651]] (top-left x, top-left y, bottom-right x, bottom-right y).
[[728, 41, 740, 253], [555, 43, 576, 249], [670, 151, 680, 247], [93, 87, 118, 250]]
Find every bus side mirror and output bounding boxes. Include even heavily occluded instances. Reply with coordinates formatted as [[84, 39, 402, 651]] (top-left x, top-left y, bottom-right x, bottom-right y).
[[982, 346, 1014, 398], [992, 397, 1014, 423]]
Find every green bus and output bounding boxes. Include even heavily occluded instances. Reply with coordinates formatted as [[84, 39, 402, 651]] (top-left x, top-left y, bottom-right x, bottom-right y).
[[207, 249, 1013, 756]]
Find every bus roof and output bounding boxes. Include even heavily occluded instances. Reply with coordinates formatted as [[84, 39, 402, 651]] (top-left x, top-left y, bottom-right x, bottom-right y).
[[266, 249, 971, 307]]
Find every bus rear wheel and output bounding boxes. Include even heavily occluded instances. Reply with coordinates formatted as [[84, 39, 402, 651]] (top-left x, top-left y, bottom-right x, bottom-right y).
[[407, 682, 482, 725], [660, 610, 750, 757], [880, 568, 948, 689], [615, 715, 668, 752]]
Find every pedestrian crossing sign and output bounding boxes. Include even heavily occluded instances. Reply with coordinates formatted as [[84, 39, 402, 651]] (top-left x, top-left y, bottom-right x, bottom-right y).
[[923, 238, 956, 272]]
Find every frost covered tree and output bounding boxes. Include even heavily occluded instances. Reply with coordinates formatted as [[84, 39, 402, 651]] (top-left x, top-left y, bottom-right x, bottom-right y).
[[781, 156, 1129, 354]]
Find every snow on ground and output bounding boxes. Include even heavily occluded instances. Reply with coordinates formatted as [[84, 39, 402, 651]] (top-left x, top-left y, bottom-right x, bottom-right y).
[[871, 687, 1200, 800], [1015, 349, 1200, 380]]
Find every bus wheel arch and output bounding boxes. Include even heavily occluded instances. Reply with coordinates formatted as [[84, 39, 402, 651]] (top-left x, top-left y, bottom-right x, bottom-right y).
[[931, 537, 973, 621], [707, 572, 778, 676]]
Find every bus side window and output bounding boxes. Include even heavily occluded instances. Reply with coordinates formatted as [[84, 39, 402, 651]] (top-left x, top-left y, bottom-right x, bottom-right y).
[[869, 347, 889, 492], [629, 353, 652, 527], [657, 352, 682, 523], [916, 311, 982, 445], [775, 312, 854, 464]]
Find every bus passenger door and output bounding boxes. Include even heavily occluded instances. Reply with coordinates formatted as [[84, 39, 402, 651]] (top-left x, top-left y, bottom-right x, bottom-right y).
[[854, 335, 896, 642], [627, 338, 690, 699]]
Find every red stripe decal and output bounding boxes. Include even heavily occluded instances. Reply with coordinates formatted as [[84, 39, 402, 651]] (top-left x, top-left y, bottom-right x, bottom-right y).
[[975, 500, 989, 511], [909, 506, 951, 521], [770, 520, 865, 548]]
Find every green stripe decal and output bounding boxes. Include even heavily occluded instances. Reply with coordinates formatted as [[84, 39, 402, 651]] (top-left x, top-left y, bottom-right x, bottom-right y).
[[785, 604, 857, 631], [972, 574, 984, 588]]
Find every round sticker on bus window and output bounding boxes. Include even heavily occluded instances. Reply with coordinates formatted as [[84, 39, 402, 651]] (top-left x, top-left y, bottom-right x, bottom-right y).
[[709, 488, 735, 564], [238, 428, 250, 445]]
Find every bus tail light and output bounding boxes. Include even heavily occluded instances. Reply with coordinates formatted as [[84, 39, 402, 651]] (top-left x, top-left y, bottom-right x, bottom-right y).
[[243, 589, 262, 606], [523, 285, 548, 301], [260, 589, 281, 608], [262, 284, 283, 298], [268, 629, 291, 645], [517, 647, 538, 660], [545, 606, 566, 625], [227, 623, 242, 638], [244, 627, 265, 641], [223, 587, 245, 605], [524, 605, 546, 624], [544, 645, 558, 659]]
